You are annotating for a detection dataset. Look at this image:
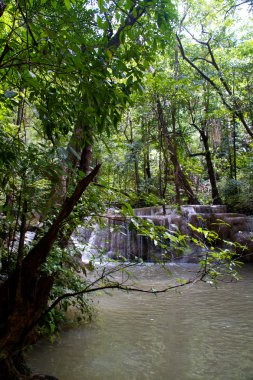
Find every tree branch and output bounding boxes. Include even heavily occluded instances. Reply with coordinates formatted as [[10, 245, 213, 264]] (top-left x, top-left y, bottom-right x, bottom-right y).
[[225, 0, 250, 16], [176, 34, 253, 139], [41, 270, 201, 323], [23, 164, 101, 273], [107, 2, 148, 50], [17, 3, 38, 47], [184, 27, 211, 46], [176, 34, 232, 110]]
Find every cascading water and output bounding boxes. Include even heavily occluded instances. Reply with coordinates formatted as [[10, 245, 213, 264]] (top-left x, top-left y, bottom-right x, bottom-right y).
[[81, 223, 102, 263], [72, 206, 253, 264], [246, 216, 253, 231]]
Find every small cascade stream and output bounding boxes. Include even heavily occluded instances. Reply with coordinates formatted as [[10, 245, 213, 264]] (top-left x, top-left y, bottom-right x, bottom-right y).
[[246, 216, 253, 231], [72, 205, 253, 264]]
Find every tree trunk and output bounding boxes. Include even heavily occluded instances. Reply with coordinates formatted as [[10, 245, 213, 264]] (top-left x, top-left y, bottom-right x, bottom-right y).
[[157, 99, 199, 204], [171, 105, 181, 205], [0, 165, 100, 379], [200, 131, 222, 205], [129, 116, 140, 195]]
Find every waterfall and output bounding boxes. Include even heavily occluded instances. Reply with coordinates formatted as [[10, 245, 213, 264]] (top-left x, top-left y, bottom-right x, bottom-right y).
[[246, 216, 253, 232], [71, 223, 108, 264], [72, 206, 253, 263], [81, 223, 101, 263]]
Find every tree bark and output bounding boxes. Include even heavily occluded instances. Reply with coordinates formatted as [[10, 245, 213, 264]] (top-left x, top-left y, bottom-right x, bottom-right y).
[[157, 99, 199, 204], [171, 105, 181, 204], [0, 165, 100, 379], [188, 91, 222, 205], [200, 130, 222, 205]]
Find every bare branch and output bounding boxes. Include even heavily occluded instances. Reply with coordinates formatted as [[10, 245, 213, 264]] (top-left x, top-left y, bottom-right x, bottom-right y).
[[176, 34, 229, 105], [224, 0, 251, 17], [42, 272, 201, 319], [184, 26, 211, 46], [189, 152, 205, 157], [193, 57, 213, 65]]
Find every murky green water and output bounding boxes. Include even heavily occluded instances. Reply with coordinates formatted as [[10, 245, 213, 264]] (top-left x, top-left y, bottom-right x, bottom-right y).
[[28, 264, 253, 380]]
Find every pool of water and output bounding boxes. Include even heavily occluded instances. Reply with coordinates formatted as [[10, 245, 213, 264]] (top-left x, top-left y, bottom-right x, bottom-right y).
[[28, 264, 253, 380]]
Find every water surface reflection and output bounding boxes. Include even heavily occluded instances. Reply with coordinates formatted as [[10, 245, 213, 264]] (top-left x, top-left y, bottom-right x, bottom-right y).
[[28, 264, 253, 380]]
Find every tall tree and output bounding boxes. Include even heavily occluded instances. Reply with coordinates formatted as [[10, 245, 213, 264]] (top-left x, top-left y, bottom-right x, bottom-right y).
[[0, 1, 177, 378]]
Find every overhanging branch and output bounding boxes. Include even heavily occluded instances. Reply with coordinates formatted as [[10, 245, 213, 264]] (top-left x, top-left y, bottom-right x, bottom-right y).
[[176, 34, 253, 139]]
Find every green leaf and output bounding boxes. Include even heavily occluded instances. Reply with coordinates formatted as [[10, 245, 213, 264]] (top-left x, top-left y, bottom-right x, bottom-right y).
[[105, 49, 112, 60], [97, 15, 103, 28], [98, 0, 105, 12], [64, 0, 71, 10], [121, 202, 134, 216]]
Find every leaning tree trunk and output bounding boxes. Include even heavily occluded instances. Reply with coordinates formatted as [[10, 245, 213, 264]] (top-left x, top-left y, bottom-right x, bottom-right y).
[[0, 165, 100, 379]]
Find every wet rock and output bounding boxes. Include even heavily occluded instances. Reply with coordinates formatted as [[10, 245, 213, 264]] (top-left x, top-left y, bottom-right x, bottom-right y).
[[30, 374, 59, 380], [19, 375, 59, 380], [74, 205, 253, 263], [233, 231, 253, 262]]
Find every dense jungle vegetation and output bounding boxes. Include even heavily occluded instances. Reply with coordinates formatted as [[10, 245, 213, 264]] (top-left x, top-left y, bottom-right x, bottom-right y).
[[0, 0, 252, 378]]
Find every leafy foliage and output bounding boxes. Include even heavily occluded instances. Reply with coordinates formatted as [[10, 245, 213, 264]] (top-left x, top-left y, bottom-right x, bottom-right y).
[[0, 1, 252, 377]]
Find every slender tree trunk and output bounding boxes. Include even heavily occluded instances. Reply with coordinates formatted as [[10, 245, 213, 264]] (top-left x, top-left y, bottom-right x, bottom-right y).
[[172, 38, 181, 204], [171, 105, 181, 204], [232, 114, 237, 180], [142, 120, 151, 183], [129, 117, 140, 195], [157, 99, 199, 204], [200, 130, 222, 205], [158, 127, 163, 197], [189, 87, 222, 205], [144, 151, 151, 180]]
